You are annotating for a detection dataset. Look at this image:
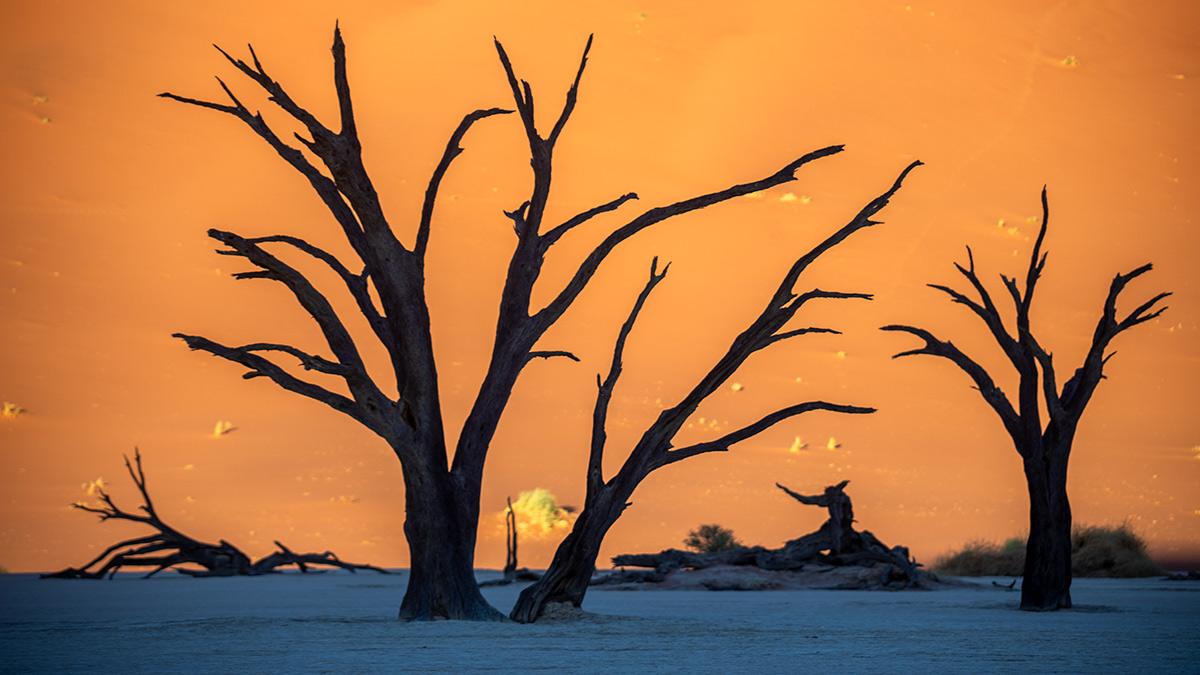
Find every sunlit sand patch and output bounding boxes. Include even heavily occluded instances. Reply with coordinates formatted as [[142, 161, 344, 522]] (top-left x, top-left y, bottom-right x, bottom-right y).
[[212, 420, 237, 438], [81, 477, 106, 496], [2, 402, 27, 418], [788, 436, 807, 453]]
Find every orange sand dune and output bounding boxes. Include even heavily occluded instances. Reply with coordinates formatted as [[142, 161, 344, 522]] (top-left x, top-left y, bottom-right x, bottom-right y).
[[1, 1, 1197, 573]]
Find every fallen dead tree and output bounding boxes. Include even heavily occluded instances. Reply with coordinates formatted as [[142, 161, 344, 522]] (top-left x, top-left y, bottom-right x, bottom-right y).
[[42, 450, 388, 579], [605, 481, 924, 589]]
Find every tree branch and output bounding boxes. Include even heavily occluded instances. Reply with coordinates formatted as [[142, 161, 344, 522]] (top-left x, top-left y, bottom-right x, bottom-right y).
[[547, 34, 593, 149], [588, 258, 670, 500], [880, 324, 1024, 449], [158, 85, 368, 256], [207, 229, 375, 388], [535, 145, 854, 330], [416, 108, 515, 260], [1021, 186, 1050, 320], [653, 402, 875, 470], [244, 234, 391, 348], [174, 333, 369, 425], [539, 192, 640, 252], [526, 350, 581, 363], [765, 326, 841, 346], [239, 342, 355, 375]]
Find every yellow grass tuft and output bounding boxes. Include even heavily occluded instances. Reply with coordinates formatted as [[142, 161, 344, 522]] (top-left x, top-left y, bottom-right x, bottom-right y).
[[934, 523, 1164, 577]]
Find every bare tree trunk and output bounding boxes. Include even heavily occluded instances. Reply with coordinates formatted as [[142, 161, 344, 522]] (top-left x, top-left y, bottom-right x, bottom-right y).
[[510, 490, 627, 623], [503, 497, 517, 581], [1021, 451, 1073, 610], [398, 467, 504, 621]]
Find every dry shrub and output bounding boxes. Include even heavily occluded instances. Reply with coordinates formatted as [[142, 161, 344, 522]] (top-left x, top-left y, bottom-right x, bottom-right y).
[[683, 524, 741, 553], [933, 538, 1024, 576], [1071, 523, 1163, 577], [933, 523, 1162, 578]]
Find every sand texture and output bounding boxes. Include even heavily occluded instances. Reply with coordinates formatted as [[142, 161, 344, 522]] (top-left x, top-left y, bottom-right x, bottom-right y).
[[4, 570, 1197, 673]]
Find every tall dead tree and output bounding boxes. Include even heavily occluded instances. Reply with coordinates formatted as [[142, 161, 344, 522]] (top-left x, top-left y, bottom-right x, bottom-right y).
[[511, 162, 921, 622], [882, 188, 1169, 611], [161, 27, 878, 620]]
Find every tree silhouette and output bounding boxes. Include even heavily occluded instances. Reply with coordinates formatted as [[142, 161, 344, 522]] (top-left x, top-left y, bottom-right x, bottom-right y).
[[510, 162, 919, 622], [882, 189, 1169, 610], [161, 27, 888, 620], [42, 450, 388, 579]]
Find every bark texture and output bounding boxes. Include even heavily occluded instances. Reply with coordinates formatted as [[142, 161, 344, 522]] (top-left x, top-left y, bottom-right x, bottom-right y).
[[881, 188, 1169, 610], [42, 450, 388, 579], [510, 161, 921, 623], [162, 28, 881, 620]]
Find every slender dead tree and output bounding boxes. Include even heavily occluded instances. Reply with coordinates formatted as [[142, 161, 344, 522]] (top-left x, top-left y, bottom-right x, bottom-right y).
[[504, 496, 518, 581], [881, 188, 1169, 611], [161, 27, 874, 620], [511, 161, 921, 622]]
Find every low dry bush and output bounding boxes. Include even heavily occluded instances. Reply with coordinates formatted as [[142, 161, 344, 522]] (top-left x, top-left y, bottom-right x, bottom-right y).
[[934, 523, 1163, 578]]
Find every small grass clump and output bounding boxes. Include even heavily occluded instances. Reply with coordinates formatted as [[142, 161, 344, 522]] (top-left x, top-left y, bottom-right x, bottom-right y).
[[933, 537, 1024, 576], [1071, 523, 1163, 577], [934, 523, 1163, 578]]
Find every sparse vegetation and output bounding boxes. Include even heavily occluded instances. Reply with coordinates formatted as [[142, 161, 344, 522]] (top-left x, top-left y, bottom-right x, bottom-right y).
[[0, 564, 8, 574], [934, 524, 1164, 578], [684, 524, 742, 554]]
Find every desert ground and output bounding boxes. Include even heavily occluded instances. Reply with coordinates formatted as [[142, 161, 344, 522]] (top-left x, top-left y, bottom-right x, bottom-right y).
[[3, 570, 1197, 673]]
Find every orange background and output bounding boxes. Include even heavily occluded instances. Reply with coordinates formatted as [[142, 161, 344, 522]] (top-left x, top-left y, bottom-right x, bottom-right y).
[[2, 1, 1197, 573]]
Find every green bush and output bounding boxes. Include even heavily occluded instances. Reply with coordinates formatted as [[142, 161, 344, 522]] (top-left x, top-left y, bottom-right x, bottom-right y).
[[684, 523, 741, 553], [0, 564, 8, 574], [933, 523, 1163, 578]]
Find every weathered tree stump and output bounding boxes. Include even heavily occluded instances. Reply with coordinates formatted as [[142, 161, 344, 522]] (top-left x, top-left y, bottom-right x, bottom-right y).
[[608, 481, 921, 588]]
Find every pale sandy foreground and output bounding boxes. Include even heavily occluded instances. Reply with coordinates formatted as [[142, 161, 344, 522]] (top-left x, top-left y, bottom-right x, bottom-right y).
[[3, 571, 1197, 673]]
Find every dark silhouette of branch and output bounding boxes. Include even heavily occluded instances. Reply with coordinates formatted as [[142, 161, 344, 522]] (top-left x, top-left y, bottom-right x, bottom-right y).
[[417, 108, 514, 260], [586, 257, 670, 502]]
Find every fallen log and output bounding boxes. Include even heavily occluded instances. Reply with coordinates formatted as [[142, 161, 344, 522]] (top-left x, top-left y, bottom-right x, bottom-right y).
[[41, 449, 388, 579]]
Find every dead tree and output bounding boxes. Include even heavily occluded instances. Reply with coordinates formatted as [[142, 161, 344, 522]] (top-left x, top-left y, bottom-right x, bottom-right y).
[[41, 450, 387, 579], [160, 27, 893, 620], [776, 480, 853, 554], [510, 162, 921, 622], [770, 480, 915, 574], [608, 480, 920, 586], [504, 497, 518, 581], [479, 496, 541, 587], [881, 188, 1169, 611]]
